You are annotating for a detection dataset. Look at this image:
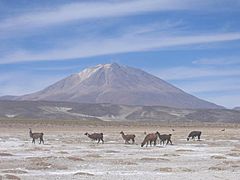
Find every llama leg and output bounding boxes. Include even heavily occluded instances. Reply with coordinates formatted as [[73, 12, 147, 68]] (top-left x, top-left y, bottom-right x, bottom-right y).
[[166, 140, 169, 145], [132, 138, 135, 144], [101, 138, 104, 144], [40, 137, 44, 144], [160, 140, 163, 146]]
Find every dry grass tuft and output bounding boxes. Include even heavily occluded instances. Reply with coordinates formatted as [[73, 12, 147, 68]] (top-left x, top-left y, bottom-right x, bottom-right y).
[[58, 151, 69, 154], [0, 153, 13, 156], [231, 147, 240, 152], [178, 167, 193, 172], [154, 167, 193, 172], [162, 153, 180, 157], [226, 152, 240, 157], [112, 160, 137, 165], [2, 170, 27, 174], [222, 160, 240, 168], [51, 164, 68, 170], [26, 157, 68, 170], [140, 157, 170, 162], [67, 156, 84, 161], [154, 167, 172, 172], [74, 172, 94, 176], [105, 150, 120, 153], [209, 166, 226, 171], [26, 157, 52, 170], [176, 149, 194, 152], [4, 174, 21, 180], [211, 155, 227, 160], [86, 154, 102, 158]]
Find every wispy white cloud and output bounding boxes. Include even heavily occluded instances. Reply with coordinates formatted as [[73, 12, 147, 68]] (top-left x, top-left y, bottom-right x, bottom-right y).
[[153, 65, 240, 108], [121, 20, 185, 37], [0, 0, 192, 33], [1, 0, 239, 37], [0, 71, 64, 96], [193, 57, 240, 65], [203, 94, 240, 109], [29, 66, 82, 71], [173, 79, 240, 93], [154, 66, 240, 80], [171, 79, 240, 108], [1, 32, 240, 64]]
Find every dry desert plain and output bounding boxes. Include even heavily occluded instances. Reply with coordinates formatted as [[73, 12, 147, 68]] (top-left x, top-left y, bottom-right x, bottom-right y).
[[0, 119, 240, 180]]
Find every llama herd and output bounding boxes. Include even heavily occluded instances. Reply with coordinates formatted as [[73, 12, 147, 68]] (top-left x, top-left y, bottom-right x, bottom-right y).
[[29, 128, 202, 147]]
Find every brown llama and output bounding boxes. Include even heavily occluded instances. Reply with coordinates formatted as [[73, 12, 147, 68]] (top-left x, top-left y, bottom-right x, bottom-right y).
[[157, 133, 173, 146], [120, 131, 135, 144], [29, 128, 44, 144], [141, 132, 159, 147], [84, 132, 104, 144], [187, 131, 202, 141]]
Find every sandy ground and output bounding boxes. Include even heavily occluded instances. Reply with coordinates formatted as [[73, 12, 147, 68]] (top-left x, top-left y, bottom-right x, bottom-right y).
[[0, 122, 240, 180]]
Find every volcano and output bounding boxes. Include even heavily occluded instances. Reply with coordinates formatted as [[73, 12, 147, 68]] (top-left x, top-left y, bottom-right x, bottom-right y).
[[13, 63, 222, 109]]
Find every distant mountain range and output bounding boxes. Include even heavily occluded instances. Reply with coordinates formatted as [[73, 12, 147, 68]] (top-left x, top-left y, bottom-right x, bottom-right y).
[[0, 100, 239, 123], [1, 63, 223, 109], [233, 107, 240, 111]]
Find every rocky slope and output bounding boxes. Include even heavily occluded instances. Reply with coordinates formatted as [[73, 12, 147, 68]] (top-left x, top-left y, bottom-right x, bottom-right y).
[[0, 100, 238, 123]]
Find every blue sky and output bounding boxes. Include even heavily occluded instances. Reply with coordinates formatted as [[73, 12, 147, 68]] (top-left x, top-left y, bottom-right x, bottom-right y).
[[0, 0, 240, 108]]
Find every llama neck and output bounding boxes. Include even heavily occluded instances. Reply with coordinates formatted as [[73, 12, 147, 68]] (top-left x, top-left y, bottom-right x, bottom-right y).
[[143, 136, 149, 144], [29, 130, 33, 137]]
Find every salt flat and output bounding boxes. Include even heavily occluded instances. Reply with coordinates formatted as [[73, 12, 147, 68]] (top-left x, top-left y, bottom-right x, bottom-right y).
[[0, 122, 239, 180]]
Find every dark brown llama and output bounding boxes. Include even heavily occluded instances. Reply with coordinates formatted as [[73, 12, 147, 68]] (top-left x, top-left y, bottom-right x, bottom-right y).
[[29, 128, 44, 144]]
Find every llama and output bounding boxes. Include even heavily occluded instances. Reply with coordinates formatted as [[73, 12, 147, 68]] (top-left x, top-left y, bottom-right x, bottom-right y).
[[157, 133, 173, 146], [141, 132, 159, 147], [187, 131, 201, 141], [29, 128, 44, 144], [120, 131, 135, 144], [84, 132, 104, 144]]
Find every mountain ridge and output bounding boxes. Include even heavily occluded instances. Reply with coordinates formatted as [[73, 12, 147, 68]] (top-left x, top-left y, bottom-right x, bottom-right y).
[[0, 100, 238, 123], [233, 107, 240, 111], [1, 63, 223, 109]]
